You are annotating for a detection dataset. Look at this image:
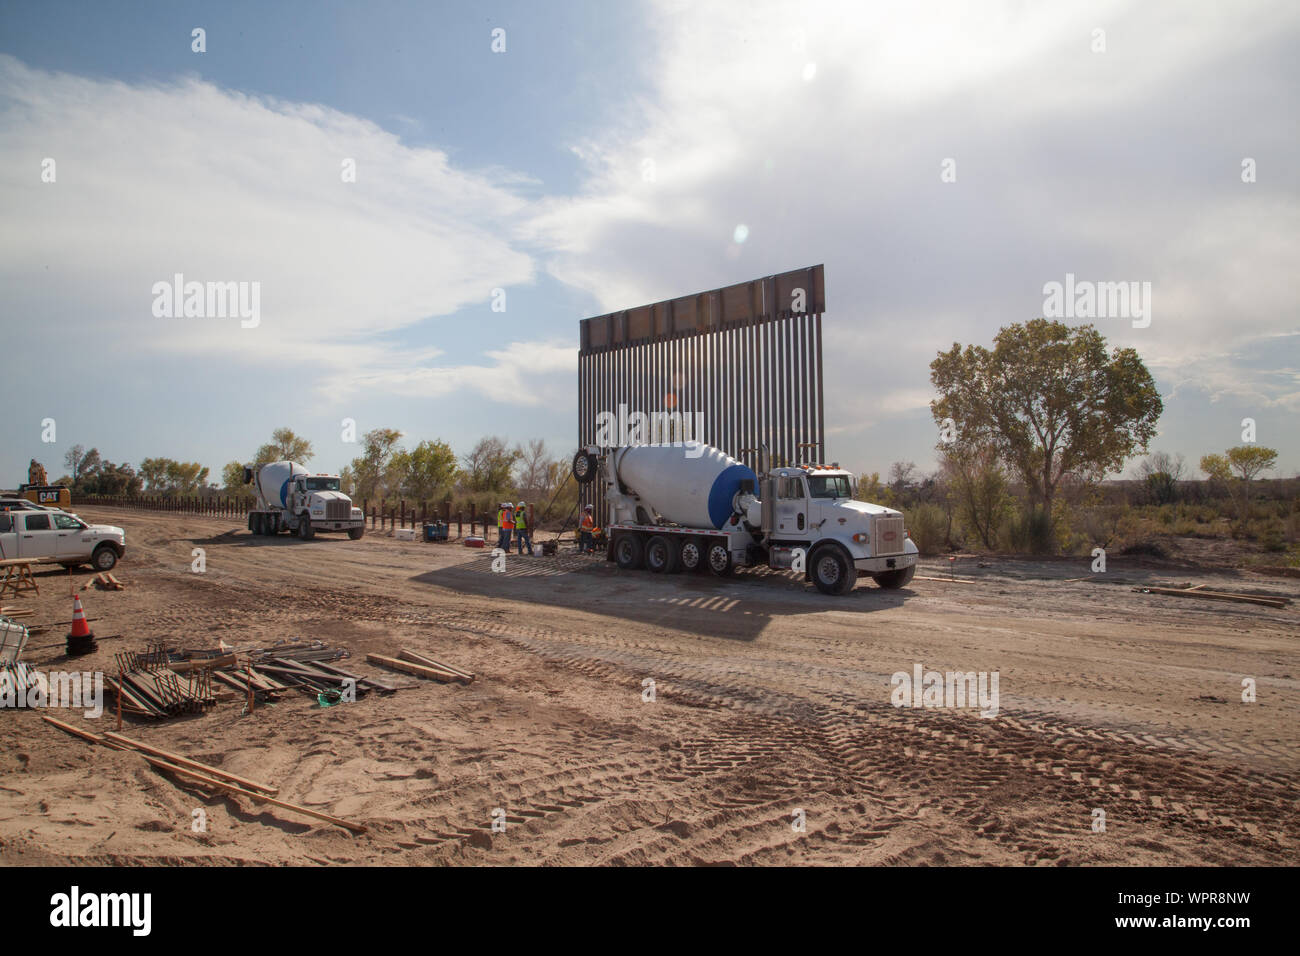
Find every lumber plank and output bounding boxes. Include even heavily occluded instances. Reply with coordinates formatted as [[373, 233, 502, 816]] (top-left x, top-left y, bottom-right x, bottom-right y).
[[42, 714, 129, 748], [141, 755, 366, 833], [102, 731, 278, 794], [398, 648, 475, 681], [1133, 586, 1286, 609], [914, 575, 976, 584], [366, 653, 468, 683], [166, 654, 236, 673]]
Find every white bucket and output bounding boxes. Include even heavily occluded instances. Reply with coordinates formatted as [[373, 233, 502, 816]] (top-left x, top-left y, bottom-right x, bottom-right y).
[[533, 544, 543, 556]]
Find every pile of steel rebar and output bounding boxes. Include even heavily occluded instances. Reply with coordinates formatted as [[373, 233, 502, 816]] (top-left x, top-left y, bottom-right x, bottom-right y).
[[110, 642, 217, 718]]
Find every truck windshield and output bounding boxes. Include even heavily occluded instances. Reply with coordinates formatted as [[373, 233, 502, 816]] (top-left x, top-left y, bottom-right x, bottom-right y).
[[304, 478, 341, 492], [807, 475, 852, 499]]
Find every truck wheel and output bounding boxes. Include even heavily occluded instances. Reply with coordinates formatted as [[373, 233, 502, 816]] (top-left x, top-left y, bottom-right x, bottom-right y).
[[91, 544, 118, 572], [872, 565, 915, 589], [811, 546, 853, 595], [705, 542, 733, 577], [298, 514, 315, 540], [572, 451, 599, 484], [348, 525, 365, 540], [645, 535, 679, 573], [679, 538, 703, 572], [614, 533, 644, 570]]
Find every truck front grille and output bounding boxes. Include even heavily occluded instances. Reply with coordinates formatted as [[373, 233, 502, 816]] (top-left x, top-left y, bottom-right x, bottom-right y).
[[325, 500, 351, 520], [873, 515, 905, 555]]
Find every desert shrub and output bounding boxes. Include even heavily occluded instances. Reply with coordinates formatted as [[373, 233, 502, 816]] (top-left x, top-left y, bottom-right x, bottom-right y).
[[1249, 517, 1288, 552], [906, 503, 948, 555], [1121, 540, 1168, 558], [1005, 506, 1055, 554]]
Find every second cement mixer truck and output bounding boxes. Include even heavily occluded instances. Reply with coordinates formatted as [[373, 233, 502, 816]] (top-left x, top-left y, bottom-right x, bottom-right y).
[[242, 461, 365, 540], [571, 442, 917, 595]]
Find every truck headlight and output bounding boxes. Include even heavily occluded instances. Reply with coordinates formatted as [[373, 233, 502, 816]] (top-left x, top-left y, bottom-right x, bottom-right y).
[[852, 532, 869, 543]]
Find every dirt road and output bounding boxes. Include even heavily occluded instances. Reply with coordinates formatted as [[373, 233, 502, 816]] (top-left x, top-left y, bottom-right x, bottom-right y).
[[2, 506, 1296, 865]]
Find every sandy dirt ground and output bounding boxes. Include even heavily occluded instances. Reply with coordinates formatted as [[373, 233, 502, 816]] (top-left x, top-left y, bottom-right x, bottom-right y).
[[1, 506, 1296, 866]]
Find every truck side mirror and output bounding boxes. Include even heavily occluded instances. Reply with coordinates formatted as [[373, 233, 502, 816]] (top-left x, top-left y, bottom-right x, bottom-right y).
[[242, 467, 253, 484]]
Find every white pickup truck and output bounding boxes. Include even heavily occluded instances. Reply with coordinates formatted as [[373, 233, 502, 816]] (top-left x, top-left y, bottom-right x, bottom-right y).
[[0, 509, 125, 571]]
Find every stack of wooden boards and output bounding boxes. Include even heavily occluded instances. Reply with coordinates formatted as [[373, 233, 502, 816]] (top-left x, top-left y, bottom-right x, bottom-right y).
[[93, 572, 125, 591], [250, 643, 412, 697], [96, 637, 476, 719]]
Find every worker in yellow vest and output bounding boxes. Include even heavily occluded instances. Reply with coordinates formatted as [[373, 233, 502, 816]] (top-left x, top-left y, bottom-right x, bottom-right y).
[[497, 501, 513, 552], [514, 501, 531, 555]]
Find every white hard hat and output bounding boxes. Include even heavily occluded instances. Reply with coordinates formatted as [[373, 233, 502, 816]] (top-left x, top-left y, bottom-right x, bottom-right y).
[[517, 501, 525, 507], [584, 504, 593, 511]]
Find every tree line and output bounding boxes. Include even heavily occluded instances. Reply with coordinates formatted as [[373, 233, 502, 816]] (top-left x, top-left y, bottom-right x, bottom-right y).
[[45, 427, 581, 523]]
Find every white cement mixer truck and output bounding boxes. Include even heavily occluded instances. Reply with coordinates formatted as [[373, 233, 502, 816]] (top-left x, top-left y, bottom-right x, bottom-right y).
[[571, 443, 917, 595], [242, 461, 365, 540]]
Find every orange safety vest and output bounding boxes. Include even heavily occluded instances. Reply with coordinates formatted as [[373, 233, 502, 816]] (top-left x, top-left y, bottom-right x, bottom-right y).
[[580, 513, 595, 531], [498, 508, 514, 530]]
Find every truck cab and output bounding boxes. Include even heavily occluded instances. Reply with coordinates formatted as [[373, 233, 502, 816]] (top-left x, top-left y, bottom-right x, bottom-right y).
[[288, 475, 364, 532], [0, 509, 125, 571], [763, 465, 917, 593]]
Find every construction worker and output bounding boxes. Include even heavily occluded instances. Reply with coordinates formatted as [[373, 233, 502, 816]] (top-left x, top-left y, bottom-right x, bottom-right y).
[[496, 501, 513, 552], [579, 504, 596, 554], [514, 501, 531, 555]]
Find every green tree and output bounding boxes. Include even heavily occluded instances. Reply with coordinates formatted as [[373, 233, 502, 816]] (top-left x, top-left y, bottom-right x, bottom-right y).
[[402, 439, 460, 501], [855, 472, 895, 507], [460, 436, 522, 494], [138, 457, 170, 493], [137, 457, 208, 495], [931, 320, 1162, 521], [348, 428, 404, 501], [164, 460, 209, 495], [941, 443, 1011, 550], [1200, 446, 1277, 520], [64, 444, 100, 484], [88, 461, 141, 496], [254, 427, 314, 467], [221, 461, 247, 494]]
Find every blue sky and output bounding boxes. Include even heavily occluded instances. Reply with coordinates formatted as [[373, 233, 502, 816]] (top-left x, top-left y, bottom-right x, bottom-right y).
[[1, 0, 1296, 488]]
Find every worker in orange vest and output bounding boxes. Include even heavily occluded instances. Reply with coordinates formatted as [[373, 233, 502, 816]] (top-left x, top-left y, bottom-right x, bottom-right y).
[[497, 501, 514, 552], [579, 504, 596, 554]]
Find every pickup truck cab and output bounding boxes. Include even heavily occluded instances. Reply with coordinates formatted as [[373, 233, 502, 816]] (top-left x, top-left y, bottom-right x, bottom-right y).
[[0, 510, 125, 571]]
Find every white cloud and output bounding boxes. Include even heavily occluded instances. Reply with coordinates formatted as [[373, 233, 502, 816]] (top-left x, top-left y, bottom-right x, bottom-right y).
[[524, 0, 1300, 462], [339, 340, 576, 407], [0, 55, 540, 389]]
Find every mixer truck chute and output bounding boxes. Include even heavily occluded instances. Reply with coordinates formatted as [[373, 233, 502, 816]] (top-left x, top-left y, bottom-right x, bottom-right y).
[[573, 442, 917, 595], [242, 461, 365, 540]]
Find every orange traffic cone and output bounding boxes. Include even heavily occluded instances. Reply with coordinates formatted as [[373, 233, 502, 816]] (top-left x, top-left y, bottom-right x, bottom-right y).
[[66, 593, 96, 657]]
